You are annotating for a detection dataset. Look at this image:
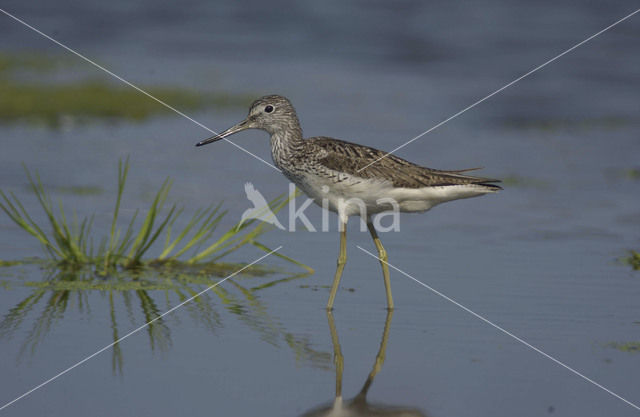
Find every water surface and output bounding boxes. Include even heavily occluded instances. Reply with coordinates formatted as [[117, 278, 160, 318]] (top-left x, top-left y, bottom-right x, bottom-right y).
[[1, 1, 640, 416]]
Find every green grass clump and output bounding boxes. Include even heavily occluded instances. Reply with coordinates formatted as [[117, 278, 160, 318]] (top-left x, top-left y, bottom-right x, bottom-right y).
[[0, 158, 311, 274], [608, 342, 640, 353], [0, 80, 250, 128], [622, 250, 640, 271]]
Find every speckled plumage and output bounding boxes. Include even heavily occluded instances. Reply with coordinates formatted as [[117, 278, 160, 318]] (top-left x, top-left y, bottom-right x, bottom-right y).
[[294, 136, 500, 188], [244, 96, 501, 192]]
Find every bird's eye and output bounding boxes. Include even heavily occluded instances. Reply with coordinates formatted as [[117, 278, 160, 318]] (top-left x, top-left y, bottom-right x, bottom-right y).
[[264, 105, 274, 113]]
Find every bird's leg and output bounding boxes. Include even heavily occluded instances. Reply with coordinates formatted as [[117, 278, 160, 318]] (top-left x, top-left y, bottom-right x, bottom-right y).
[[367, 221, 394, 310], [327, 220, 347, 310]]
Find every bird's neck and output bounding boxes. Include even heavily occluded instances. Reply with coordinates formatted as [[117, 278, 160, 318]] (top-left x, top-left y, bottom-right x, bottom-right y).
[[270, 124, 305, 167]]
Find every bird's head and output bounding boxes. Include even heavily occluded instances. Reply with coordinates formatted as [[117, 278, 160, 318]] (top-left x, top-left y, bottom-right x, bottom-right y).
[[195, 95, 300, 147]]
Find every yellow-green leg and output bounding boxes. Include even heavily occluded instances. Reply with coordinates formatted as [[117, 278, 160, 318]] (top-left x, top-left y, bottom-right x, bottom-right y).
[[327, 221, 347, 310], [367, 222, 394, 310]]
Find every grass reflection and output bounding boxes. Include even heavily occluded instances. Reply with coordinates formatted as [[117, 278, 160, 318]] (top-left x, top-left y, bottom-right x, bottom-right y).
[[0, 263, 328, 374]]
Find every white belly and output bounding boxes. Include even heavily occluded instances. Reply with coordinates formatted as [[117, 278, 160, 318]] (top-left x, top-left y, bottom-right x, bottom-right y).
[[290, 172, 496, 220]]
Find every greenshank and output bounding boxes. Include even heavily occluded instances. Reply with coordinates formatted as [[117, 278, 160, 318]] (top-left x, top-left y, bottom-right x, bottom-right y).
[[196, 95, 501, 310]]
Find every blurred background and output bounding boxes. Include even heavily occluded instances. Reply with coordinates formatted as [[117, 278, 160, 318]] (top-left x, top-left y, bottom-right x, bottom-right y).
[[0, 1, 639, 416]]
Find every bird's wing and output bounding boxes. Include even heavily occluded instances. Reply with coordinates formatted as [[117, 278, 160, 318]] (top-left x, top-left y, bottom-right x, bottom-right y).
[[309, 137, 501, 189]]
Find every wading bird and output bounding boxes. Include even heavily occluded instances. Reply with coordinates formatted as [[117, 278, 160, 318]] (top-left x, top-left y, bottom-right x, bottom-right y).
[[196, 95, 501, 310]]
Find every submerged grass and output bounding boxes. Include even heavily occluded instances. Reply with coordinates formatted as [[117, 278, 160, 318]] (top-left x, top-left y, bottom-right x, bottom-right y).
[[501, 175, 550, 189], [0, 80, 251, 128], [0, 260, 23, 267], [0, 51, 252, 127], [608, 342, 640, 353], [0, 158, 311, 274], [502, 116, 633, 131], [621, 250, 640, 271], [603, 167, 640, 182], [0, 52, 67, 74]]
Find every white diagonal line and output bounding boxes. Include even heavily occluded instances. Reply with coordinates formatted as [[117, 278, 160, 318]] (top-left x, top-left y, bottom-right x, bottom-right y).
[[0, 8, 280, 172], [357, 8, 640, 172], [357, 245, 640, 412], [0, 246, 282, 412]]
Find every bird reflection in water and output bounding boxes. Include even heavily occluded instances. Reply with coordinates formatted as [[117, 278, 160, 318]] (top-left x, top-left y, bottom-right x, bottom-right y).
[[300, 311, 428, 417]]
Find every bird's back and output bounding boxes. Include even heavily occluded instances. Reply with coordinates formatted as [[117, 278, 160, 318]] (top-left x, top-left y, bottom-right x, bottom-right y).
[[304, 137, 502, 191]]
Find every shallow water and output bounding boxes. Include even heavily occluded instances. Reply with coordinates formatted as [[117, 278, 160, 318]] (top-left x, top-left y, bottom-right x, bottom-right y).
[[1, 1, 640, 416]]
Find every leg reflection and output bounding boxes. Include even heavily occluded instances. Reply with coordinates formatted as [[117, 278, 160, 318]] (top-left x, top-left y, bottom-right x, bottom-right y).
[[327, 311, 344, 402], [355, 310, 393, 400], [300, 311, 426, 416]]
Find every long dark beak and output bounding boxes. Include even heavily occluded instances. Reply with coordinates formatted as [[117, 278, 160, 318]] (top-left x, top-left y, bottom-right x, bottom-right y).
[[195, 119, 250, 147]]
